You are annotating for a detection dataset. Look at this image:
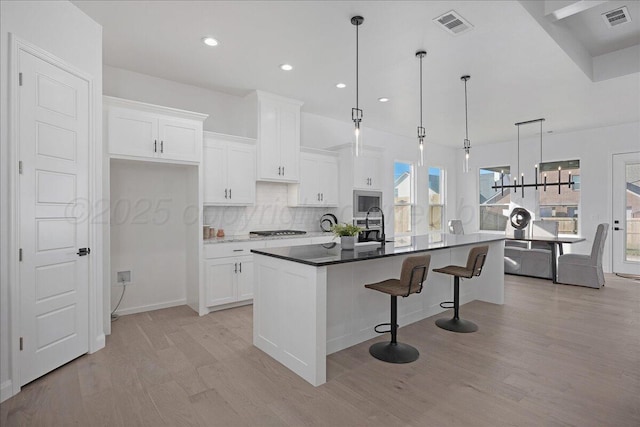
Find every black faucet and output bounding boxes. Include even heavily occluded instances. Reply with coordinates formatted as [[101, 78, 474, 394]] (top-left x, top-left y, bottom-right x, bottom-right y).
[[365, 206, 385, 246]]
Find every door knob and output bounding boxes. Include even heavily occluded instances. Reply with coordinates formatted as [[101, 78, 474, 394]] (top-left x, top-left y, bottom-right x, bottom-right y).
[[77, 248, 90, 256]]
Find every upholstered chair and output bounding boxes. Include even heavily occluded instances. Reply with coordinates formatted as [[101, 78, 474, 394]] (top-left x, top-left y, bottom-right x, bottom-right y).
[[557, 223, 608, 288]]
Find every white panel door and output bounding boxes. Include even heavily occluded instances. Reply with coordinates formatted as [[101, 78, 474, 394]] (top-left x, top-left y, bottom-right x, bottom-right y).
[[612, 152, 640, 275], [205, 259, 236, 306], [19, 49, 90, 386], [298, 155, 320, 206], [278, 104, 300, 182], [203, 142, 227, 204], [158, 118, 200, 162], [320, 157, 339, 206], [236, 257, 254, 301], [227, 144, 256, 205], [258, 100, 281, 180], [108, 107, 158, 159]]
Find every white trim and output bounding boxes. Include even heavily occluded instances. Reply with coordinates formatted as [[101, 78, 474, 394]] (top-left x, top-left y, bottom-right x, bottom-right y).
[[111, 299, 188, 317], [104, 95, 209, 121], [8, 34, 103, 397], [203, 130, 256, 145], [0, 380, 13, 403]]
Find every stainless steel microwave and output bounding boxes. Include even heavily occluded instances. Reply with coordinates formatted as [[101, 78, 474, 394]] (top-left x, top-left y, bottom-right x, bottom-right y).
[[353, 190, 382, 217]]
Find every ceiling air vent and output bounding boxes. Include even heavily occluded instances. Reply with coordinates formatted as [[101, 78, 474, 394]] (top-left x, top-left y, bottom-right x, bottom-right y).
[[433, 10, 473, 35], [602, 6, 631, 28]]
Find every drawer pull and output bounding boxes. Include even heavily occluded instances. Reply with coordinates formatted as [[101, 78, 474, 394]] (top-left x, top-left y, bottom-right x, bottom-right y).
[[233, 249, 244, 252]]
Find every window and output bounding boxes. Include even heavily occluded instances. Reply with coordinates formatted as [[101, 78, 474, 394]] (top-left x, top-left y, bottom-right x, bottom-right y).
[[428, 167, 445, 232], [394, 162, 413, 235], [479, 166, 511, 231], [538, 160, 580, 234]]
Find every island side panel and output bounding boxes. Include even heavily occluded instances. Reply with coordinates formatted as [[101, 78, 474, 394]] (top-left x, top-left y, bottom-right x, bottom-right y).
[[253, 253, 327, 386], [472, 240, 504, 305]]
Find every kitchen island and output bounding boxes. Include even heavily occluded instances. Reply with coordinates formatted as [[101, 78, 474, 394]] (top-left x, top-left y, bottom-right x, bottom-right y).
[[251, 233, 505, 386]]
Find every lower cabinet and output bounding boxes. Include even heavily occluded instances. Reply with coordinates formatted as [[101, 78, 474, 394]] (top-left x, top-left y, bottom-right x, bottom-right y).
[[205, 255, 253, 307]]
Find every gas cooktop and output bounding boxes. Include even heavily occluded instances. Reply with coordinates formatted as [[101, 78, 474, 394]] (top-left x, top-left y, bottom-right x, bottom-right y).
[[249, 230, 307, 237]]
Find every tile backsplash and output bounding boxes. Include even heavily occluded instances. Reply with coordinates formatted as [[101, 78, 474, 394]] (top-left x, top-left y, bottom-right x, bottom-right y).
[[204, 182, 338, 235]]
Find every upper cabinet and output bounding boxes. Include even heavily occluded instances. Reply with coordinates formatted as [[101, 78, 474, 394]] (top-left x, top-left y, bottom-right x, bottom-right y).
[[203, 132, 256, 206], [288, 149, 339, 207], [353, 151, 382, 190], [105, 96, 208, 163], [243, 91, 303, 183]]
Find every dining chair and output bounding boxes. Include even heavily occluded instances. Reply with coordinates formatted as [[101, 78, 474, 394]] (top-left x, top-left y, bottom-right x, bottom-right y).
[[557, 223, 608, 288]]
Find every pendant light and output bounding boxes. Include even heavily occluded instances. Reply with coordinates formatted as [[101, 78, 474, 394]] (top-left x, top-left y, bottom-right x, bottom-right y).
[[461, 75, 471, 173], [351, 16, 364, 157], [416, 50, 427, 167]]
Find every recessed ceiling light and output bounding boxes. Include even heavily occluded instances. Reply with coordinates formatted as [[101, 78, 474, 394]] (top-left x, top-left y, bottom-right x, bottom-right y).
[[280, 64, 293, 71], [378, 97, 390, 103], [202, 37, 219, 47], [336, 83, 346, 89]]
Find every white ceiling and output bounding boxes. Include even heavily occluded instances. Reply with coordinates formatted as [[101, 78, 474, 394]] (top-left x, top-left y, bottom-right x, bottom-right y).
[[73, 0, 640, 146]]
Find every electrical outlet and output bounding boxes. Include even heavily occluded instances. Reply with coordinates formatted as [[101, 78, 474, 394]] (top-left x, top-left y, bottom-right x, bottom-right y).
[[116, 270, 132, 285]]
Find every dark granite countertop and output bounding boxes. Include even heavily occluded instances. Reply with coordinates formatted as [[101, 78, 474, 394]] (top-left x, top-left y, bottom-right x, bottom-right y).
[[251, 233, 504, 267]]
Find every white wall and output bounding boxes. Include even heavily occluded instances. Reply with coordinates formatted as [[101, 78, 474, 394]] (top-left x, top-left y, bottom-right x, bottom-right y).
[[456, 121, 640, 272], [0, 0, 103, 402], [103, 65, 244, 135], [110, 160, 195, 315]]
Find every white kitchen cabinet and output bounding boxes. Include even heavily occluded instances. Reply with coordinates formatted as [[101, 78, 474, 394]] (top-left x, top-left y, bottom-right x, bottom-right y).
[[353, 152, 382, 190], [105, 96, 207, 163], [205, 256, 253, 307], [288, 150, 339, 207], [203, 132, 256, 205], [244, 91, 303, 182]]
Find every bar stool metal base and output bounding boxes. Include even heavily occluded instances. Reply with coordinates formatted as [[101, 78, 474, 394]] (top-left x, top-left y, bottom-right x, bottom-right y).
[[435, 317, 478, 333], [369, 341, 419, 363]]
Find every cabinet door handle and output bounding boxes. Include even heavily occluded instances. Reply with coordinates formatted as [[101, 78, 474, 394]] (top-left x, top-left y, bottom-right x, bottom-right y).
[[239, 262, 242, 273], [229, 188, 231, 199], [225, 189, 228, 199], [321, 193, 324, 201], [154, 140, 157, 153], [278, 166, 281, 176], [234, 262, 238, 273], [160, 140, 164, 153], [282, 166, 285, 176], [232, 249, 244, 252]]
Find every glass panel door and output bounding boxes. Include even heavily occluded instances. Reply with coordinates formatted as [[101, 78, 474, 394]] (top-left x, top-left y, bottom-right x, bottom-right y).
[[612, 152, 640, 275]]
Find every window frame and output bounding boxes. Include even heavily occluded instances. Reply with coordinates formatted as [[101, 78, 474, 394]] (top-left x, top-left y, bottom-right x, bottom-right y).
[[393, 160, 415, 236], [479, 165, 512, 232], [537, 159, 581, 235], [428, 166, 446, 233]]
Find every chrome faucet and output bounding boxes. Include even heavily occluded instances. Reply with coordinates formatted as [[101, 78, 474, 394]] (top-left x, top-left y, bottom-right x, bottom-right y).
[[365, 206, 385, 246]]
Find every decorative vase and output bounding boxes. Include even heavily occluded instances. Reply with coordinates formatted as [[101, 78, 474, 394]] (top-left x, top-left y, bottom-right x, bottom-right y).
[[341, 235, 356, 250]]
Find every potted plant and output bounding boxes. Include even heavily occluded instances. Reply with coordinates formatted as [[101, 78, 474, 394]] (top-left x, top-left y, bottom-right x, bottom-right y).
[[331, 223, 362, 250]]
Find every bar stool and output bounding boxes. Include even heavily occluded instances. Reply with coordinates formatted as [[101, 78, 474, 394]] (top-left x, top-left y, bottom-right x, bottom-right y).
[[364, 254, 430, 363], [433, 245, 489, 333]]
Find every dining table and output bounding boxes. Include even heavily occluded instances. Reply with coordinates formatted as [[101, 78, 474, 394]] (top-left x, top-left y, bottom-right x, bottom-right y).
[[505, 235, 586, 283]]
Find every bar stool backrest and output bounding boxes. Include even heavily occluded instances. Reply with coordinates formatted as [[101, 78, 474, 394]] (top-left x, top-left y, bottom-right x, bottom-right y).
[[465, 245, 489, 277], [399, 254, 431, 296]]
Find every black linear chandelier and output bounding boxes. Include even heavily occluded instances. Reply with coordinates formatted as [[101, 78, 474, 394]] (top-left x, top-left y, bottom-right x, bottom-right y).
[[491, 118, 575, 196], [416, 50, 427, 167]]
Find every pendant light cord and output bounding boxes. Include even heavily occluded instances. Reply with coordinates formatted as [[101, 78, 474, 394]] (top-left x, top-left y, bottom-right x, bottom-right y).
[[540, 119, 543, 166], [517, 124, 520, 177], [419, 56, 423, 128], [356, 22, 359, 110], [464, 79, 469, 140]]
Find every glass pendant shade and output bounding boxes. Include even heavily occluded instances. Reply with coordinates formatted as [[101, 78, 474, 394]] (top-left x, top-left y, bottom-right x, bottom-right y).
[[416, 50, 427, 167]]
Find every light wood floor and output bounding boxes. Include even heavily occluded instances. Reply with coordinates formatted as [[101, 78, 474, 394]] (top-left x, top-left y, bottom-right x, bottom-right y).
[[2, 274, 639, 426]]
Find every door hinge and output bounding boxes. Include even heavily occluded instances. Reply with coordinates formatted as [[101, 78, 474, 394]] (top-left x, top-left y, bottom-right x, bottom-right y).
[[19, 337, 23, 351], [19, 248, 23, 262], [19, 72, 23, 86], [19, 161, 23, 174]]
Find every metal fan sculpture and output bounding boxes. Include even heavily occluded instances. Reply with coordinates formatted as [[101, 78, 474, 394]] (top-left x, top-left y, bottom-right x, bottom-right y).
[[509, 208, 531, 239]]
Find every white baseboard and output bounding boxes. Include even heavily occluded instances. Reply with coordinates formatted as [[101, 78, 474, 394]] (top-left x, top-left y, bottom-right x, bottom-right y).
[[112, 298, 187, 317], [1, 380, 14, 403]]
